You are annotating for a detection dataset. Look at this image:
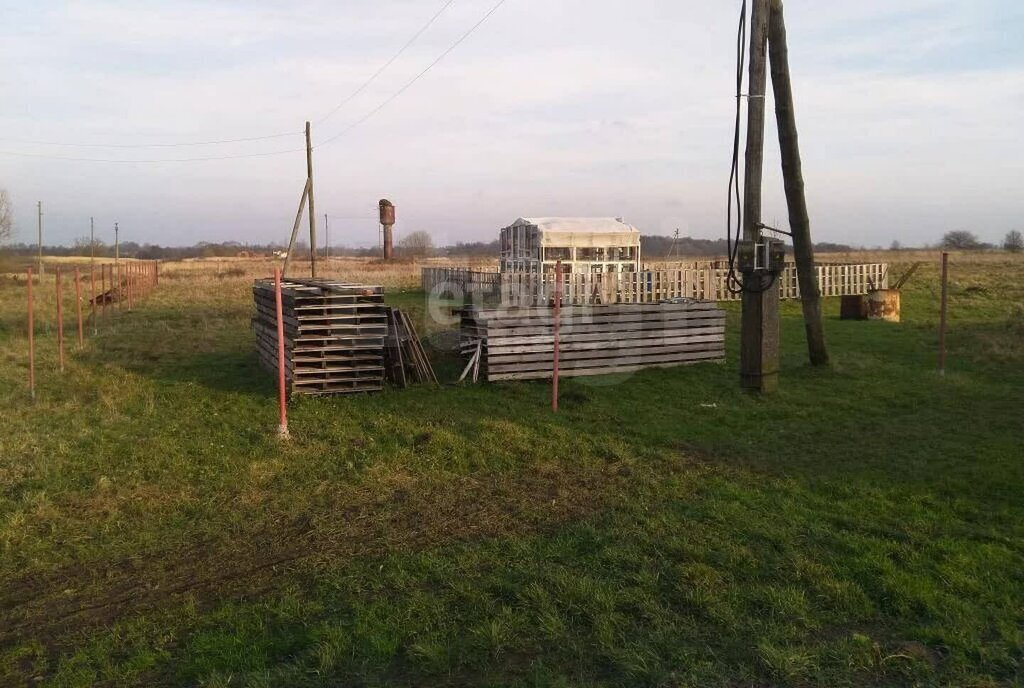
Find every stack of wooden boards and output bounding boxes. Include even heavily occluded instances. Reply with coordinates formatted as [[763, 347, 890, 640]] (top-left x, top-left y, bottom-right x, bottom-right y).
[[460, 301, 725, 381], [252, 278, 387, 397], [384, 307, 438, 387]]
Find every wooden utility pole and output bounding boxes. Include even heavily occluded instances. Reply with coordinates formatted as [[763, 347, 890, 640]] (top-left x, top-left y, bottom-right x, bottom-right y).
[[324, 213, 330, 260], [768, 0, 827, 366], [739, 0, 780, 393], [37, 201, 43, 276], [305, 121, 318, 278]]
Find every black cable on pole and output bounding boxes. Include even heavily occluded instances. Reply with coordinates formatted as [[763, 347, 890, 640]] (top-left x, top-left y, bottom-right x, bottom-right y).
[[725, 0, 776, 296], [725, 0, 747, 295]]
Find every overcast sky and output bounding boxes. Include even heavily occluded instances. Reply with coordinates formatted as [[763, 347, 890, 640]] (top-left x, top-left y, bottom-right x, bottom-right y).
[[1, 0, 1021, 248]]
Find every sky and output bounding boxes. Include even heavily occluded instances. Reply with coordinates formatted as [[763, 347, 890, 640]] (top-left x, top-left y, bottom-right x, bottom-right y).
[[0, 0, 1022, 249]]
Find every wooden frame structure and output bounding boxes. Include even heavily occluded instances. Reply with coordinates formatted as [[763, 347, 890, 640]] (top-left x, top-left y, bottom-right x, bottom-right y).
[[499, 217, 641, 274], [424, 262, 888, 306], [460, 301, 726, 382]]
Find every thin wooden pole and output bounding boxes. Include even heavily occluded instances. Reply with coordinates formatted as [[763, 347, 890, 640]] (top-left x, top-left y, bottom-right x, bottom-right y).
[[739, 0, 780, 393], [939, 252, 949, 376], [37, 201, 44, 276], [74, 267, 84, 347], [101, 264, 107, 321], [552, 259, 562, 412], [305, 121, 318, 279], [27, 268, 35, 400], [116, 261, 122, 311], [768, 0, 827, 366], [56, 267, 65, 372], [90, 265, 97, 335], [274, 267, 290, 439]]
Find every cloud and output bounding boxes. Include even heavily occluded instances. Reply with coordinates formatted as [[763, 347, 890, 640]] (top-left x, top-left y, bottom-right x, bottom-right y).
[[0, 0, 1021, 247]]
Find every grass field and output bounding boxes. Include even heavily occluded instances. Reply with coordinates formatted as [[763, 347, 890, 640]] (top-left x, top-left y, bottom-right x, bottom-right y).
[[1, 252, 1022, 687]]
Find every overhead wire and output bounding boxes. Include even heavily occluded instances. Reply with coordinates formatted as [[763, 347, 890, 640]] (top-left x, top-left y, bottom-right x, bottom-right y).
[[316, 0, 509, 149], [0, 146, 305, 164], [314, 0, 456, 126], [0, 131, 300, 149], [0, 0, 502, 163]]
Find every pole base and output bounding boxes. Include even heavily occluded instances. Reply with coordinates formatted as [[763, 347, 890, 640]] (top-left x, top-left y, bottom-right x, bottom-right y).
[[277, 424, 290, 440], [740, 371, 779, 394]]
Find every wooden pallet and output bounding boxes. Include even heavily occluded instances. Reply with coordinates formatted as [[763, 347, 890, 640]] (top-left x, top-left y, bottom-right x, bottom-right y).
[[252, 278, 387, 397], [460, 301, 726, 382]]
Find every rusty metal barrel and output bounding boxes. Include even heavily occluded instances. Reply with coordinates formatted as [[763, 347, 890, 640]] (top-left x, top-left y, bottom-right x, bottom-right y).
[[867, 288, 901, 322]]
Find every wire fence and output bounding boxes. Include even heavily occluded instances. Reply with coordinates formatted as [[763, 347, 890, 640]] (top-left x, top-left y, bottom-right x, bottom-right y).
[[20, 260, 160, 398]]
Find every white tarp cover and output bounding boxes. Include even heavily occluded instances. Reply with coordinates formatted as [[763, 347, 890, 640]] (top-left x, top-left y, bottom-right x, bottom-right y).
[[510, 217, 641, 248]]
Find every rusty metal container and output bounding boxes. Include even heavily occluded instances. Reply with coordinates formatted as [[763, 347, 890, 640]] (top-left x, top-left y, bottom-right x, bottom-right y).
[[867, 288, 900, 322], [378, 199, 395, 226]]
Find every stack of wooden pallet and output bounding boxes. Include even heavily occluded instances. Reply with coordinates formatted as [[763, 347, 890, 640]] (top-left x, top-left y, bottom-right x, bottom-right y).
[[460, 301, 725, 381], [252, 278, 387, 396]]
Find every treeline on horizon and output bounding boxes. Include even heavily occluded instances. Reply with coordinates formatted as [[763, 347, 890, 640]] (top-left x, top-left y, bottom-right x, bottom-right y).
[[0, 235, 861, 260]]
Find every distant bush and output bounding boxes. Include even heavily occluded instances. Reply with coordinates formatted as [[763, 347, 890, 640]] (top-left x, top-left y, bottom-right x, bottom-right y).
[[942, 230, 984, 250], [1003, 230, 1023, 253]]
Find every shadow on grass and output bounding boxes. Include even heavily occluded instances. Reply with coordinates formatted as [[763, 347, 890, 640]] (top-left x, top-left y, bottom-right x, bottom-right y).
[[78, 305, 273, 396]]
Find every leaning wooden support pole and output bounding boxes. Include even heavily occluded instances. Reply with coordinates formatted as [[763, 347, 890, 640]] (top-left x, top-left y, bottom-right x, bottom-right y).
[[740, 0, 780, 393], [27, 268, 35, 400], [282, 179, 311, 278], [274, 268, 290, 439], [768, 0, 827, 366]]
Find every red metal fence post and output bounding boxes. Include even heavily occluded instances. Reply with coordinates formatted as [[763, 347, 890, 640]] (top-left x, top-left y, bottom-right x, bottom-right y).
[[553, 259, 562, 412], [274, 268, 290, 439], [939, 252, 949, 376], [27, 268, 35, 400], [90, 266, 97, 335], [74, 267, 84, 347], [56, 267, 65, 372]]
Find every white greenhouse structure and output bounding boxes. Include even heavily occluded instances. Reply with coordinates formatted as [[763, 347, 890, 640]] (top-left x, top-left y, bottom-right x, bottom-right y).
[[499, 217, 642, 274]]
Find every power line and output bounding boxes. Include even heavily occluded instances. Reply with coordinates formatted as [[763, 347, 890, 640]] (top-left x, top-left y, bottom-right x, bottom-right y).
[[315, 0, 456, 126], [0, 131, 301, 149], [0, 0, 509, 163], [0, 146, 305, 164], [317, 0, 510, 149], [0, 0, 456, 152]]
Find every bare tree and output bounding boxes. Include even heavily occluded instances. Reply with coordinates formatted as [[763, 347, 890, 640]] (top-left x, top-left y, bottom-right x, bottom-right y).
[[0, 188, 12, 242], [398, 230, 434, 258], [941, 230, 982, 250], [1004, 230, 1023, 253]]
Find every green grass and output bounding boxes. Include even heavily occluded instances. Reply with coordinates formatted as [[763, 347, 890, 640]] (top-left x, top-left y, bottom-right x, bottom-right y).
[[1, 257, 1023, 687]]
